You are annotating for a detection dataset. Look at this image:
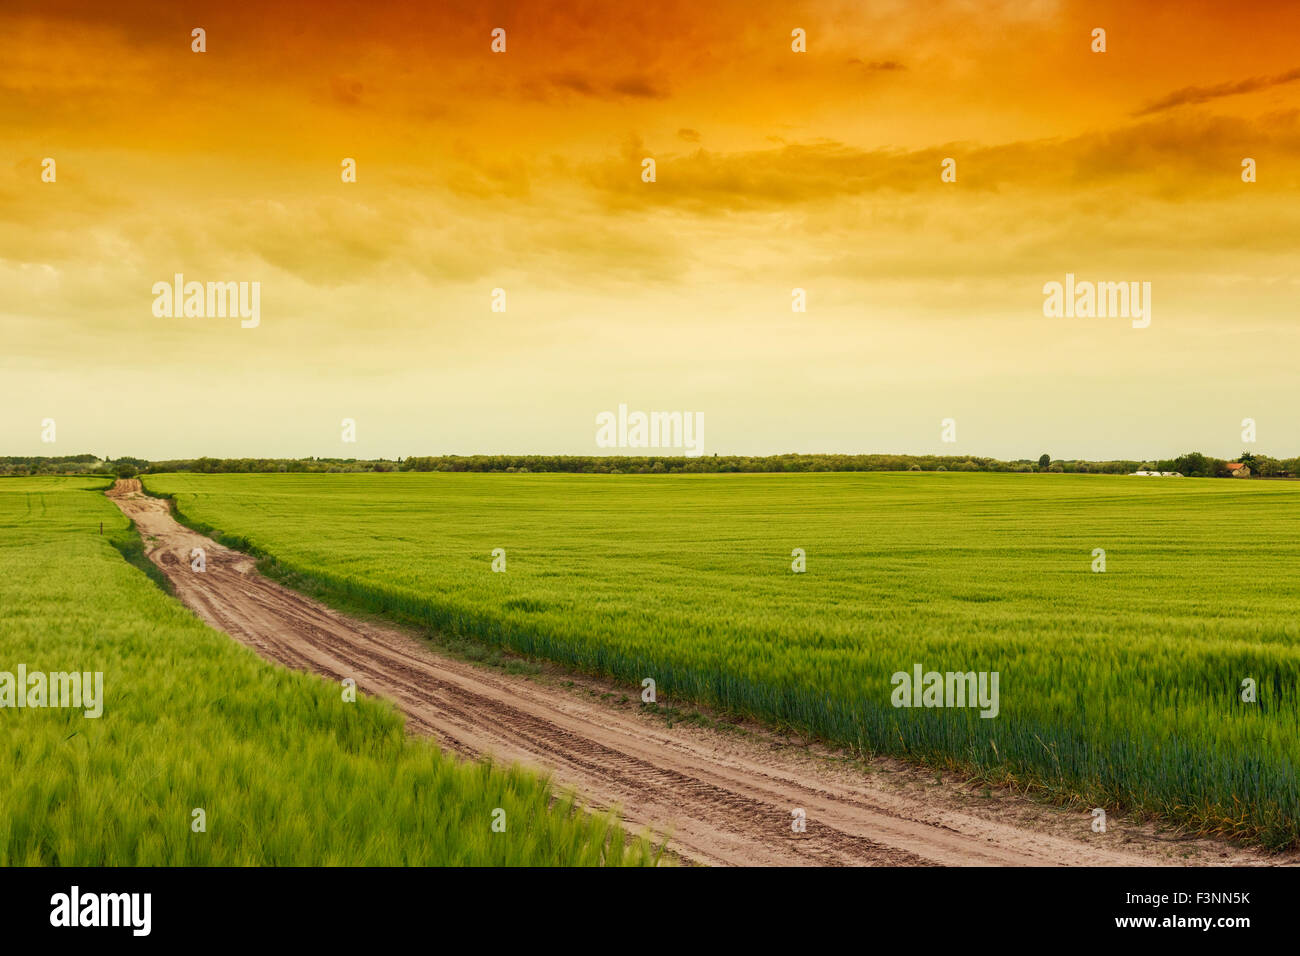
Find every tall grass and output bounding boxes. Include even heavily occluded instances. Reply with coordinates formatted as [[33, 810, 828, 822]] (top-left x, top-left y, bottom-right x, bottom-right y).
[[0, 477, 655, 866], [148, 471, 1300, 848]]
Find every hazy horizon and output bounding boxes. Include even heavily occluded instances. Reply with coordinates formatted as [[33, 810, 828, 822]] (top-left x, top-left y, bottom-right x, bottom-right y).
[[3, 444, 1275, 464]]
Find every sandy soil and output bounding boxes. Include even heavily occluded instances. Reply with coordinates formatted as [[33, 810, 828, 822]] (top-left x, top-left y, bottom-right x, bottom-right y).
[[107, 479, 1294, 867]]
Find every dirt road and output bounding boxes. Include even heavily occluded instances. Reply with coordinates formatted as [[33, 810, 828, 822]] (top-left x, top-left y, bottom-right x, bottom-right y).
[[107, 479, 1284, 867]]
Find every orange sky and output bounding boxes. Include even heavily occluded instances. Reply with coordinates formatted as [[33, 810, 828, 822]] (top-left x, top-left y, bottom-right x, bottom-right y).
[[3, 0, 1299, 459]]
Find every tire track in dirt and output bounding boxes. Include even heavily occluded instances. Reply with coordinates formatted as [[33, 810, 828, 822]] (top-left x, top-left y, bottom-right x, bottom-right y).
[[107, 480, 1287, 867]]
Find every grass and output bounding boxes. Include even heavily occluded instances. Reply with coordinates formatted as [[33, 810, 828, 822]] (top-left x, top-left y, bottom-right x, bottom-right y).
[[144, 470, 1300, 849], [0, 476, 657, 866]]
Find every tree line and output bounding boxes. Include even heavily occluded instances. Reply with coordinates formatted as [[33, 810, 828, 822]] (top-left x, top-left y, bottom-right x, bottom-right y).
[[2, 452, 1294, 478]]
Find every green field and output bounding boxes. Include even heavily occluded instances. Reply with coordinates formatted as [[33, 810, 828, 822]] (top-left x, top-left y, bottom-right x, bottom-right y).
[[147, 471, 1300, 848], [0, 477, 653, 865]]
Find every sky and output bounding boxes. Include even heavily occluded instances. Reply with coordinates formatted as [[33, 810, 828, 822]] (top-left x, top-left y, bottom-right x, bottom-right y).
[[2, 0, 1298, 461]]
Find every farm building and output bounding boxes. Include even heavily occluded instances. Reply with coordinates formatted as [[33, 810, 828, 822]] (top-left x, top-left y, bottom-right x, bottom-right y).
[[1225, 462, 1251, 477]]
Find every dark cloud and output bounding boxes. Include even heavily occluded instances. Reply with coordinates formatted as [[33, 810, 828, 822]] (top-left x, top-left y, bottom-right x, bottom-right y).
[[549, 72, 596, 97], [1135, 67, 1300, 115], [847, 58, 906, 72], [329, 75, 365, 107], [536, 72, 667, 101], [609, 75, 667, 98]]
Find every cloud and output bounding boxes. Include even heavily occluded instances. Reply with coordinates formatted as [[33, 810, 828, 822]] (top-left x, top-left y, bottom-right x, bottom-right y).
[[1135, 67, 1300, 115], [581, 111, 1300, 212], [549, 72, 596, 97], [610, 75, 668, 98], [540, 72, 668, 101], [847, 58, 906, 72], [329, 74, 367, 107]]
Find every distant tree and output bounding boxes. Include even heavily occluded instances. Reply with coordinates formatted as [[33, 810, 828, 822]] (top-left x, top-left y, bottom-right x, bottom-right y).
[[1174, 451, 1210, 477], [1251, 454, 1281, 477], [114, 463, 138, 479], [1038, 453, 1051, 469]]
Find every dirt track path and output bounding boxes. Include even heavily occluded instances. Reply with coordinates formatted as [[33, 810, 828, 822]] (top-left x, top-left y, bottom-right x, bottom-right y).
[[107, 480, 1286, 867]]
